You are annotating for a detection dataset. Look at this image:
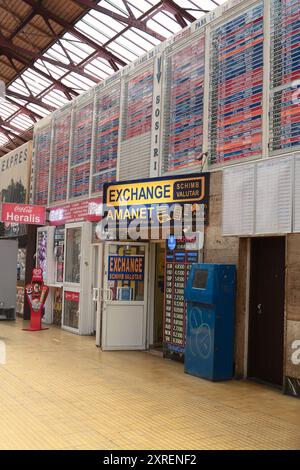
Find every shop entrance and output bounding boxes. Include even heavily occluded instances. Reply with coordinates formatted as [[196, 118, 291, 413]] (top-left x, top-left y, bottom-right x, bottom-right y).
[[101, 242, 148, 350], [150, 242, 166, 352], [248, 237, 285, 387]]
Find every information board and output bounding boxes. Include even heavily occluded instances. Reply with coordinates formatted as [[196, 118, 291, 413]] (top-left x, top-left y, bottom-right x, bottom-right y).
[[209, 3, 264, 163], [70, 100, 93, 198], [125, 70, 153, 140], [270, 0, 300, 152], [50, 111, 71, 203], [164, 36, 205, 172], [93, 87, 119, 194], [34, 126, 51, 205]]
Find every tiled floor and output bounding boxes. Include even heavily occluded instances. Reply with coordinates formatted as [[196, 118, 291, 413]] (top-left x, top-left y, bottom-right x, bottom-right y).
[[0, 319, 299, 450]]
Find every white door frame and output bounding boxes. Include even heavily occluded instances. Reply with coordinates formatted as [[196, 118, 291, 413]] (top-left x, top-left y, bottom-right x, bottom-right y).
[[62, 222, 83, 334], [92, 242, 104, 347], [101, 241, 149, 350]]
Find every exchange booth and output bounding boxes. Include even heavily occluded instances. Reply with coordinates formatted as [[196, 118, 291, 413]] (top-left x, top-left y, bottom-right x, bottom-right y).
[[185, 264, 236, 381], [95, 173, 210, 352]]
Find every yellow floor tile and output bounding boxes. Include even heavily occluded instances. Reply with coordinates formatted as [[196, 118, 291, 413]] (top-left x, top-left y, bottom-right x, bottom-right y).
[[0, 319, 299, 450]]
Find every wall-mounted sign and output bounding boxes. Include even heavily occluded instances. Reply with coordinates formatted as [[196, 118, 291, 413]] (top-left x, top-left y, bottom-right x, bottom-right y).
[[168, 235, 176, 251], [103, 173, 210, 226], [49, 197, 102, 226], [65, 291, 80, 302], [108, 255, 145, 281], [0, 203, 46, 225], [0, 142, 32, 237]]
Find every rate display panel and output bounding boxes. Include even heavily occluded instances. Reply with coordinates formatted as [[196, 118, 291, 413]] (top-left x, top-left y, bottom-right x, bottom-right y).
[[164, 240, 198, 355]]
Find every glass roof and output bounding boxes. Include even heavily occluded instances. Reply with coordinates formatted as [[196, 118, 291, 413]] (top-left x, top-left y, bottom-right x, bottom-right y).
[[0, 0, 227, 154]]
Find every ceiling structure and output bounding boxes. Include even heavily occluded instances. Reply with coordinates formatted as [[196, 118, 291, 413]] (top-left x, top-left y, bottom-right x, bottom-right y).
[[0, 0, 225, 156]]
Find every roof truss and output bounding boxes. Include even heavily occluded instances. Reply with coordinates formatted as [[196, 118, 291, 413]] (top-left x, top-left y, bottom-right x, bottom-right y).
[[0, 0, 221, 154]]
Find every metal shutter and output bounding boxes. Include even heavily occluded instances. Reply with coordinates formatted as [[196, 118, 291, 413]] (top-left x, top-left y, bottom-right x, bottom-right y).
[[256, 157, 293, 234], [222, 164, 255, 235]]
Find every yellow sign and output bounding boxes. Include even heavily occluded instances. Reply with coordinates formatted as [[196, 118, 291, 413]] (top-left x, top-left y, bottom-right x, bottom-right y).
[[105, 175, 209, 207]]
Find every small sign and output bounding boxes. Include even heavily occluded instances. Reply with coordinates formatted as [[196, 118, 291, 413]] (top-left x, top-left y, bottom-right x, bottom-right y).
[[105, 174, 209, 207], [0, 203, 46, 225], [65, 291, 80, 302], [108, 255, 145, 281], [168, 235, 176, 251], [49, 197, 102, 226]]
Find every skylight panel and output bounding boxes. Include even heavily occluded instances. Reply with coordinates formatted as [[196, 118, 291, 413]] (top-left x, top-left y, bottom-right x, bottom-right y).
[[10, 114, 34, 130], [124, 29, 159, 50], [106, 42, 137, 63]]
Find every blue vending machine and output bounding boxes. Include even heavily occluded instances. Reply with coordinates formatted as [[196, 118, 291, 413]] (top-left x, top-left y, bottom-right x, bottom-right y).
[[184, 264, 236, 381]]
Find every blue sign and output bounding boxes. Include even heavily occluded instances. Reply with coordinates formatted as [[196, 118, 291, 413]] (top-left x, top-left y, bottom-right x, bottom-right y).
[[168, 235, 176, 251], [108, 255, 144, 281]]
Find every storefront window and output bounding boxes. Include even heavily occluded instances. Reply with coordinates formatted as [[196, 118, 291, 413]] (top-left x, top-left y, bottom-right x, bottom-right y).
[[37, 230, 47, 282], [63, 291, 79, 329], [54, 227, 65, 283], [107, 244, 145, 302], [65, 227, 81, 284]]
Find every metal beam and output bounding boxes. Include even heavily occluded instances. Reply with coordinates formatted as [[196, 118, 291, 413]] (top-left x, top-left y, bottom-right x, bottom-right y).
[[74, 0, 166, 42], [22, 0, 127, 67], [7, 54, 78, 100], [0, 32, 99, 83], [0, 124, 27, 144], [6, 90, 56, 112], [162, 0, 197, 23], [4, 95, 43, 121], [0, 118, 33, 136]]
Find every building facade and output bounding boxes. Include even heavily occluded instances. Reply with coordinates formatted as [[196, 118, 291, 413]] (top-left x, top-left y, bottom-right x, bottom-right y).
[[30, 0, 300, 397]]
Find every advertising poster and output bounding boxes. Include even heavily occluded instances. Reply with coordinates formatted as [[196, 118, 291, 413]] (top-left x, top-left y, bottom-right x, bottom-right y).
[[0, 142, 32, 238]]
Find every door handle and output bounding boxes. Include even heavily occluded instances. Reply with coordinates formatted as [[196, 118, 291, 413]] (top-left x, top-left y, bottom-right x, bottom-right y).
[[92, 288, 99, 302], [257, 303, 263, 315], [103, 288, 113, 302]]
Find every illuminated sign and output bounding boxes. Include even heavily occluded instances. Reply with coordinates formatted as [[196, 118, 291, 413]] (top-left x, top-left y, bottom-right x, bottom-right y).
[[108, 255, 145, 281], [1, 203, 46, 225], [103, 174, 209, 224], [105, 175, 208, 206]]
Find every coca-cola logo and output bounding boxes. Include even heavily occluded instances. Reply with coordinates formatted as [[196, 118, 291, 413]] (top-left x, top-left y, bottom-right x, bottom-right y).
[[14, 205, 33, 214]]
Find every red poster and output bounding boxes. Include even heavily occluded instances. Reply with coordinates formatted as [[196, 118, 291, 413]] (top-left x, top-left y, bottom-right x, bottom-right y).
[[1, 203, 46, 225], [65, 291, 80, 302], [49, 197, 102, 226]]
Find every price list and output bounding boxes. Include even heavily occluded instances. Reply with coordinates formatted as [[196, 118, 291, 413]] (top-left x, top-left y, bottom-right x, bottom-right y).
[[164, 244, 198, 354], [270, 0, 300, 152], [164, 36, 205, 172], [50, 111, 71, 203], [34, 125, 51, 205], [209, 3, 264, 164]]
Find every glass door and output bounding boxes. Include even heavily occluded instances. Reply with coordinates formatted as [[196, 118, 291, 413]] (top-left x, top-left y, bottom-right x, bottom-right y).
[[102, 242, 148, 350], [63, 224, 82, 332]]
